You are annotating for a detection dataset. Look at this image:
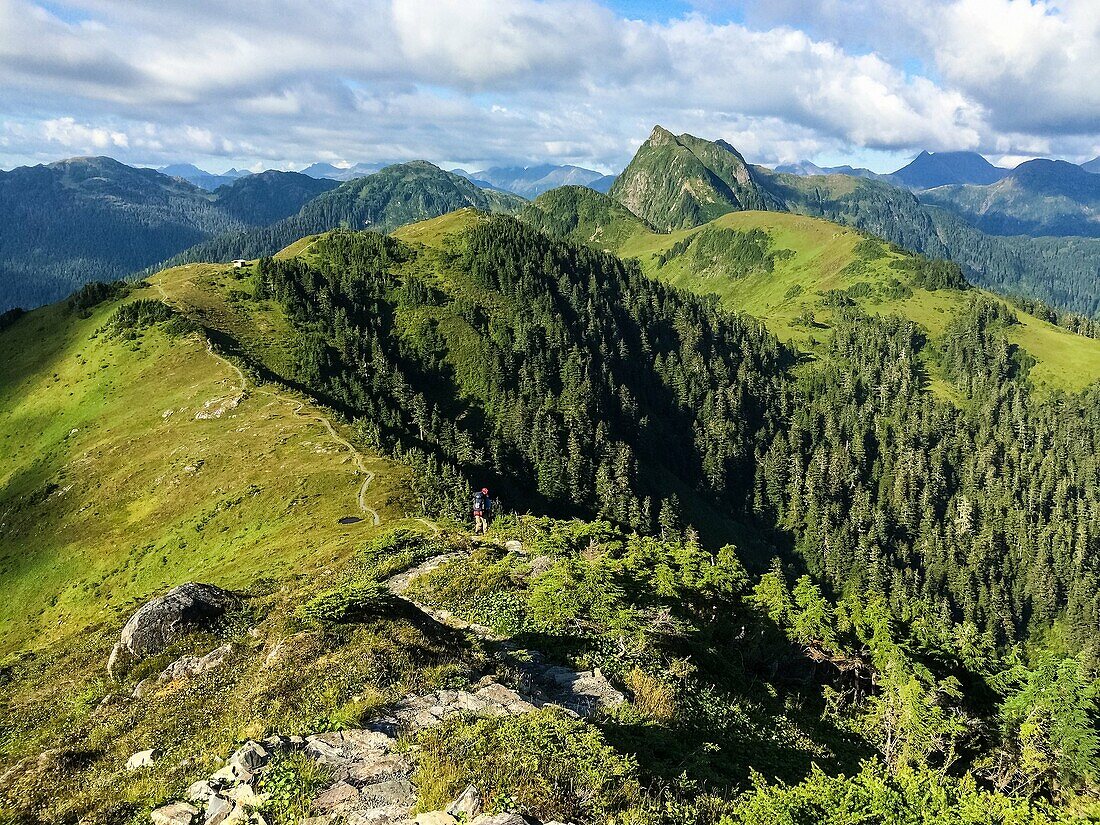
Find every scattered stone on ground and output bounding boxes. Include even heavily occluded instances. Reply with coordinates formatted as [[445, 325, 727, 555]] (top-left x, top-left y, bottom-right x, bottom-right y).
[[132, 678, 157, 699], [195, 392, 244, 420], [150, 802, 199, 825], [108, 582, 239, 677], [159, 643, 233, 683], [415, 813, 457, 825], [446, 785, 482, 819], [125, 749, 157, 771], [515, 656, 626, 716]]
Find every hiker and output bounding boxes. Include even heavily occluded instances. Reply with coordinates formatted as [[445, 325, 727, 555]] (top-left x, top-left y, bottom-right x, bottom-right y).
[[473, 487, 492, 535]]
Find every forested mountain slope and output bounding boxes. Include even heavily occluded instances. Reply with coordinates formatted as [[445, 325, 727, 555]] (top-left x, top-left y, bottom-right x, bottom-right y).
[[0, 162, 344, 312], [211, 170, 339, 226], [524, 186, 1100, 394], [3, 213, 1100, 823], [920, 159, 1100, 238], [246, 212, 1100, 656], [0, 158, 248, 312], [169, 161, 526, 266]]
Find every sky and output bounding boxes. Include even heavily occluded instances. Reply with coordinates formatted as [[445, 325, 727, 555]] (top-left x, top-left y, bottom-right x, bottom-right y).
[[0, 0, 1097, 174]]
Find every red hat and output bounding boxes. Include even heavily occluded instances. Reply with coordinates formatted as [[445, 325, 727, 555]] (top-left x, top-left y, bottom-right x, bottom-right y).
[[481, 487, 489, 494]]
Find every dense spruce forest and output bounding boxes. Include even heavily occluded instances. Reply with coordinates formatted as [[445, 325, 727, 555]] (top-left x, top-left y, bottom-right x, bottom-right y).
[[198, 216, 1100, 815], [248, 218, 1100, 665], [252, 222, 787, 529]]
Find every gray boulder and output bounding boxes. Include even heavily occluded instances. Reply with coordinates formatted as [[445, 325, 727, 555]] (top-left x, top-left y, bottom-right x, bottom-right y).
[[446, 785, 482, 819], [203, 795, 235, 825], [185, 780, 217, 803], [108, 583, 238, 677], [150, 802, 198, 825], [159, 644, 233, 682]]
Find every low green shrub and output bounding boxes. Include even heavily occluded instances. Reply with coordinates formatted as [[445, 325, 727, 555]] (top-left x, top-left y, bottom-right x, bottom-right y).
[[260, 752, 331, 824], [723, 761, 1063, 825], [412, 707, 642, 822], [296, 582, 392, 626]]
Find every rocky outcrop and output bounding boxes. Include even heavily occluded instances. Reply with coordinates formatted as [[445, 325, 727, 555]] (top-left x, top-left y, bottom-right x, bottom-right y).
[[152, 674, 585, 825], [108, 583, 239, 678], [147, 550, 617, 825], [516, 657, 625, 717]]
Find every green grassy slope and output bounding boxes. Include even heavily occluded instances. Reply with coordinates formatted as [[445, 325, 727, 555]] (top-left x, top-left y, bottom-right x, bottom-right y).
[[521, 188, 1100, 395], [0, 269, 415, 654]]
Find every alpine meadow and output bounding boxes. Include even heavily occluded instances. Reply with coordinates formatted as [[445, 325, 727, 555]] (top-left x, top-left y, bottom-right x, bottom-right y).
[[2, 2, 1100, 825]]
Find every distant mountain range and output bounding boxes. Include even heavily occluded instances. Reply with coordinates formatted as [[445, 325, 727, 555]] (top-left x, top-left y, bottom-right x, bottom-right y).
[[1083, 157, 1100, 174], [169, 161, 527, 266], [774, 160, 896, 183], [157, 163, 250, 190], [5, 138, 1100, 315], [299, 161, 387, 181], [452, 164, 616, 198], [775, 150, 1009, 189], [891, 150, 1008, 189], [0, 159, 342, 311], [920, 159, 1100, 237]]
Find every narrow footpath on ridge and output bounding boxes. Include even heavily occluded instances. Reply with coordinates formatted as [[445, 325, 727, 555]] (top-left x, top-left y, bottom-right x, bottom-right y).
[[154, 279, 381, 527]]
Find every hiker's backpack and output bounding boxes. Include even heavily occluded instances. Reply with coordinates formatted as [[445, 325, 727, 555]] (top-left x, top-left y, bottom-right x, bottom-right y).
[[473, 491, 487, 511]]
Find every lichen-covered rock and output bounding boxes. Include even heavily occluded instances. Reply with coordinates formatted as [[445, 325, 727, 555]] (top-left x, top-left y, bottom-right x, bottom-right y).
[[150, 801, 198, 825], [108, 583, 238, 677], [203, 795, 235, 825], [416, 813, 458, 825], [312, 781, 360, 814], [519, 658, 625, 717], [225, 784, 269, 809], [228, 741, 269, 774], [159, 643, 233, 682], [185, 780, 217, 803], [469, 815, 532, 825]]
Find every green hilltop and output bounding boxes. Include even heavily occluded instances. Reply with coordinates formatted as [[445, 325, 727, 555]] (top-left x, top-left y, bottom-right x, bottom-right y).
[[171, 161, 526, 266], [522, 185, 1100, 395], [4, 207, 1100, 824], [0, 270, 416, 654], [602, 127, 1100, 316]]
